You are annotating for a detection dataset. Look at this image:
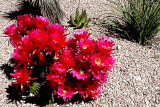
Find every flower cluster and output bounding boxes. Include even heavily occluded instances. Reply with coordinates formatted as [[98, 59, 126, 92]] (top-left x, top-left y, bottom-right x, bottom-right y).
[[4, 14, 115, 101]]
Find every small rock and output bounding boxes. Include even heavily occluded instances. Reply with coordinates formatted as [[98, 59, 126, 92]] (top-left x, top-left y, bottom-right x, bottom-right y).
[[116, 45, 121, 50]]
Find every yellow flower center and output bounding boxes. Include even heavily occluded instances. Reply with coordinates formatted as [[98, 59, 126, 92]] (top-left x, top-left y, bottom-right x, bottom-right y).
[[80, 70, 84, 75], [62, 89, 67, 96], [83, 45, 89, 49], [91, 90, 98, 93], [52, 40, 58, 44], [95, 58, 101, 66], [102, 45, 110, 49], [108, 64, 111, 67]]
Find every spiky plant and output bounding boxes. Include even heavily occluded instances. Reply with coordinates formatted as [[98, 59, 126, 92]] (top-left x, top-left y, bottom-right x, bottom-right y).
[[70, 8, 91, 28], [102, 0, 160, 45], [29, 82, 41, 96], [29, 0, 64, 24], [7, 0, 64, 24]]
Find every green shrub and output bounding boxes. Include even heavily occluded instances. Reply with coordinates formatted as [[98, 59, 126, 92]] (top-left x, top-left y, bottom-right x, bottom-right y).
[[70, 8, 91, 28], [102, 0, 160, 45]]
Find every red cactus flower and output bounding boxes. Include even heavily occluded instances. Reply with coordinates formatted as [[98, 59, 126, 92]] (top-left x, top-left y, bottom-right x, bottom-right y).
[[47, 23, 67, 35], [90, 68, 109, 84], [87, 83, 101, 99], [12, 48, 35, 65], [4, 24, 20, 41], [78, 38, 95, 53], [4, 14, 116, 101], [29, 29, 47, 49], [97, 36, 115, 55], [50, 62, 68, 75], [46, 71, 66, 89], [35, 16, 50, 29], [20, 36, 35, 52], [47, 24, 67, 52], [73, 30, 91, 41], [10, 65, 36, 93], [91, 53, 115, 70], [56, 85, 76, 101], [75, 52, 91, 63], [60, 48, 75, 67], [90, 53, 107, 68], [104, 56, 115, 70], [66, 38, 77, 48], [71, 63, 89, 80], [48, 33, 66, 51], [17, 14, 34, 33], [75, 80, 101, 100]]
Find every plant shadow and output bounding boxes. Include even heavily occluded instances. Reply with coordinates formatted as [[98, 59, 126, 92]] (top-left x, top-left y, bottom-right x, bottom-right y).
[[24, 93, 94, 106], [3, 0, 64, 24], [1, 58, 94, 106], [0, 58, 17, 79], [5, 85, 94, 106], [3, 0, 41, 20]]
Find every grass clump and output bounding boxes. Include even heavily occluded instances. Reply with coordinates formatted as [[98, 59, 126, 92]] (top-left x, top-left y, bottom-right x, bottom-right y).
[[102, 0, 160, 45]]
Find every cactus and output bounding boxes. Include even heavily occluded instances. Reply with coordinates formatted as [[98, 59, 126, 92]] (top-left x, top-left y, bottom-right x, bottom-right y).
[[70, 8, 91, 28], [29, 82, 41, 96], [6, 0, 64, 24]]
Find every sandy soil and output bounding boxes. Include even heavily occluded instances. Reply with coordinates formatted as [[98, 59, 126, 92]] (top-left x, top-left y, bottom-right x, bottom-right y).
[[0, 0, 160, 107]]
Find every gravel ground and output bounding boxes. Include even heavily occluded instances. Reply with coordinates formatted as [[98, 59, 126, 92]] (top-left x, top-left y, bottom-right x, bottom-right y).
[[0, 0, 160, 107]]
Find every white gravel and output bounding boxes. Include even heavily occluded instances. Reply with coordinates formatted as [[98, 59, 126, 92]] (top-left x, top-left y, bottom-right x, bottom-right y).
[[0, 0, 160, 107]]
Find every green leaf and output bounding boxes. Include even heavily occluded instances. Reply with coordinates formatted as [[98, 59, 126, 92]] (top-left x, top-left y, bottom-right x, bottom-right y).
[[75, 8, 80, 23], [84, 18, 91, 27], [48, 90, 56, 106], [70, 15, 76, 26], [77, 21, 82, 28], [80, 9, 87, 23]]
